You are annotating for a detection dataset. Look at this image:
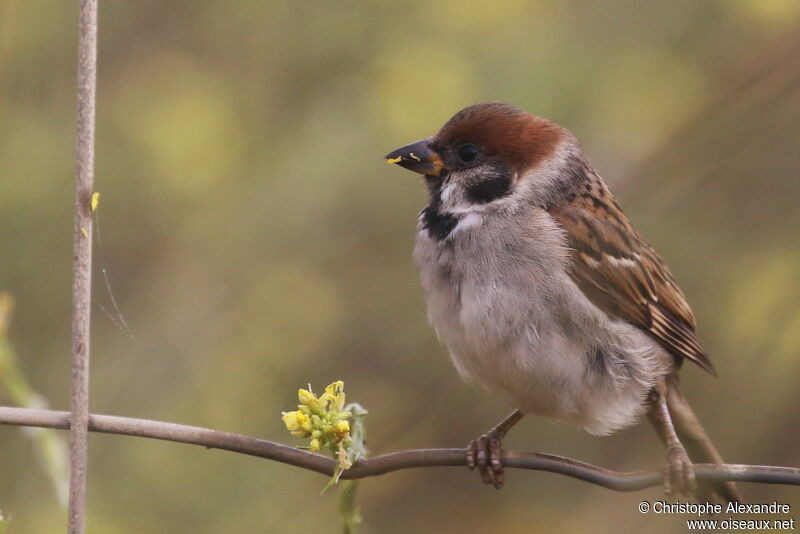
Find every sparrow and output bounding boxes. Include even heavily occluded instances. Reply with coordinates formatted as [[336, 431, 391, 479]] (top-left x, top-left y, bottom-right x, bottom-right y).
[[385, 102, 739, 503]]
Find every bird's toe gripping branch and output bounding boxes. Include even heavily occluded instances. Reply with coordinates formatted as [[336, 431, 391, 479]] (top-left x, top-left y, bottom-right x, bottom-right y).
[[467, 432, 506, 488]]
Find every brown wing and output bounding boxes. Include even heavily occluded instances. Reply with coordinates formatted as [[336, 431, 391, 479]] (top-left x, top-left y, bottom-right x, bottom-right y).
[[549, 201, 716, 375]]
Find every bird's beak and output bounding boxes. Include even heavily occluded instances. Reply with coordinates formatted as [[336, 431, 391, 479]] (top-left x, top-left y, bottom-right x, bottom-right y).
[[384, 138, 445, 177]]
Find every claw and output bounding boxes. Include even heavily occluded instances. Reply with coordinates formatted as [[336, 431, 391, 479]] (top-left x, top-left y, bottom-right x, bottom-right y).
[[466, 432, 505, 489]]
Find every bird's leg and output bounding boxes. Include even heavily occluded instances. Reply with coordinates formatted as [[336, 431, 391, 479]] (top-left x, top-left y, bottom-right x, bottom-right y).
[[466, 410, 524, 489], [648, 381, 697, 498]]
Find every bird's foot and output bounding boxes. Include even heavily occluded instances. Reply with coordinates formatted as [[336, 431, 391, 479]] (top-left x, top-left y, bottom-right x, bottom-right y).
[[466, 431, 505, 489], [664, 444, 697, 498]]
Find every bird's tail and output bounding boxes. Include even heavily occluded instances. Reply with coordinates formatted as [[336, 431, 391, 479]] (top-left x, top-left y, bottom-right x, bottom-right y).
[[665, 375, 741, 504]]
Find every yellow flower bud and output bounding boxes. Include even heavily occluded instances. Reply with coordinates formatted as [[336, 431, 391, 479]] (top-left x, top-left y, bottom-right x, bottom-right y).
[[296, 410, 312, 432], [309, 438, 321, 452], [335, 420, 350, 433], [298, 388, 322, 412], [286, 410, 313, 435], [282, 411, 301, 432]]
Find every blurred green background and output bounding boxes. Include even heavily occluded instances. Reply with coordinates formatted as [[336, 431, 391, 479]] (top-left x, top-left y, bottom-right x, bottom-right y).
[[2, 1, 800, 532]]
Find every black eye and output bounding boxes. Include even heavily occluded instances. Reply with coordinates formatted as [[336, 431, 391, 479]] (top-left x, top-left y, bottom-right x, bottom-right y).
[[457, 143, 480, 163]]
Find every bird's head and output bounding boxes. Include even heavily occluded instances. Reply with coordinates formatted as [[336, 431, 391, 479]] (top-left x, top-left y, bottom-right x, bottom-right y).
[[386, 102, 576, 214]]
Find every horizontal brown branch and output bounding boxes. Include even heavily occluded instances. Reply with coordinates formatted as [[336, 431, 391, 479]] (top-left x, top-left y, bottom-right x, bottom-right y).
[[1, 406, 798, 491]]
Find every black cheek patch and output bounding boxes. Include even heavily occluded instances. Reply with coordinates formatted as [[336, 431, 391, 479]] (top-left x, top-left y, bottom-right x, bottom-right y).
[[465, 171, 512, 204]]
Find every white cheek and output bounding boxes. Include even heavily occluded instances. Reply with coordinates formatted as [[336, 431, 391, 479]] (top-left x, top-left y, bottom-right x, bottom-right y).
[[440, 181, 457, 205], [451, 212, 483, 236], [439, 181, 476, 214]]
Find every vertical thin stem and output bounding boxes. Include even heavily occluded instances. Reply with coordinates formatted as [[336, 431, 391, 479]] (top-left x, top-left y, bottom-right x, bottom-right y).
[[69, 1, 97, 533]]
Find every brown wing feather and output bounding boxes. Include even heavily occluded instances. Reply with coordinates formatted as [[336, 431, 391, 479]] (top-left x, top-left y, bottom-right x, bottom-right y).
[[549, 201, 716, 375]]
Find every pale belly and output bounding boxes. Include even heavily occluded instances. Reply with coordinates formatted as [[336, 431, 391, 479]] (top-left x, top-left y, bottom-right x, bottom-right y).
[[413, 215, 671, 435]]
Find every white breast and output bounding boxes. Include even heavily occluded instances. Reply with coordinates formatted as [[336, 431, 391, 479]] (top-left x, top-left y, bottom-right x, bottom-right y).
[[413, 206, 671, 435]]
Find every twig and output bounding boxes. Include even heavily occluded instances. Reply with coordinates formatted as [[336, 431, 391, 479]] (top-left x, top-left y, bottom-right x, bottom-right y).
[[1, 406, 798, 490], [70, 1, 98, 533]]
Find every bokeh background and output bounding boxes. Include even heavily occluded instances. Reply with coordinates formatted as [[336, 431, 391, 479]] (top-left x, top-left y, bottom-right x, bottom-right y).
[[2, 1, 800, 532]]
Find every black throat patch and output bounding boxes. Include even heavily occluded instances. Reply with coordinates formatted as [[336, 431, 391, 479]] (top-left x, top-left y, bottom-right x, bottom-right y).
[[421, 207, 458, 241], [422, 175, 458, 241]]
